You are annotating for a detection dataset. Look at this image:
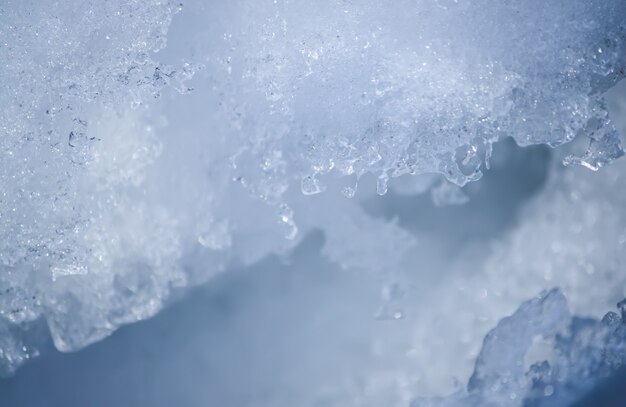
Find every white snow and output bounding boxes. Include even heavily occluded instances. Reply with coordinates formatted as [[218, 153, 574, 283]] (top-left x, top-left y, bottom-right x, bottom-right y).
[[1, 1, 626, 405]]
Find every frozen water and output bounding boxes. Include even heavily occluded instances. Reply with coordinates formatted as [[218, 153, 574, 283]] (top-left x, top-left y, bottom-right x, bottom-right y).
[[414, 290, 626, 406], [0, 0, 194, 365], [467, 289, 571, 404], [1, 0, 626, 405]]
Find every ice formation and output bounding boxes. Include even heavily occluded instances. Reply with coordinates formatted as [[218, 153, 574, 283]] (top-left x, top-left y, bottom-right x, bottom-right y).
[[415, 290, 626, 406], [1, 0, 626, 405]]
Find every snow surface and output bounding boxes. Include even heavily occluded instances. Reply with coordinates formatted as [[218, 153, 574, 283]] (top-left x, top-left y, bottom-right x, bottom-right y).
[[1, 0, 626, 405]]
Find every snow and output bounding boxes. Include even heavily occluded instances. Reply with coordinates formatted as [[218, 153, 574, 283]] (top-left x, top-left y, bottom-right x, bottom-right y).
[[1, 0, 626, 405]]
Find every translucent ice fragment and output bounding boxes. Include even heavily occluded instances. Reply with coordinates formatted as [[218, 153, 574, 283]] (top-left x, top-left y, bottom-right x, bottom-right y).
[[563, 101, 625, 170], [418, 291, 626, 407], [278, 204, 298, 240], [468, 289, 570, 403], [563, 127, 625, 171], [301, 175, 326, 195], [376, 173, 389, 196]]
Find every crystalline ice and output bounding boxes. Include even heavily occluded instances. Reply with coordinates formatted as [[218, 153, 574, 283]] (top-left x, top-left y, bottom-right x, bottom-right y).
[[466, 289, 571, 403], [0, 1, 626, 405], [412, 291, 626, 407], [563, 101, 625, 170]]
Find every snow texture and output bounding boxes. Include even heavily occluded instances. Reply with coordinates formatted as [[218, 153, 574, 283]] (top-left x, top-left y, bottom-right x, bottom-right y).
[[1, 0, 626, 405]]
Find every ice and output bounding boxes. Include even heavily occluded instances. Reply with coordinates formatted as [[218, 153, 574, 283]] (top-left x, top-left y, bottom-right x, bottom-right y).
[[415, 290, 626, 406], [563, 100, 625, 170], [1, 0, 626, 404], [467, 289, 571, 404]]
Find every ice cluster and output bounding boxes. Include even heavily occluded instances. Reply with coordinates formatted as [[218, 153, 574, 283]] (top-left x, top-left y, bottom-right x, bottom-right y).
[[1, 0, 626, 404], [417, 290, 626, 406]]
